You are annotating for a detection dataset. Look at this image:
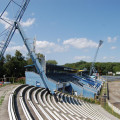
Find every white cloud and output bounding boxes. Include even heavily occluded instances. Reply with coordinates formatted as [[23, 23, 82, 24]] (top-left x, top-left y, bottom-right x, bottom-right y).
[[5, 40, 68, 56], [21, 18, 35, 27], [107, 36, 117, 43], [110, 56, 116, 60], [6, 45, 27, 56], [74, 56, 91, 60], [0, 11, 12, 29], [111, 46, 117, 50], [63, 38, 98, 49], [0, 11, 35, 29], [36, 40, 68, 54], [102, 56, 116, 61], [57, 38, 61, 43], [103, 56, 107, 60]]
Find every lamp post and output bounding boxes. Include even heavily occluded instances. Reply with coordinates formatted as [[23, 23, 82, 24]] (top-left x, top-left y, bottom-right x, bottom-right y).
[[3, 75, 5, 83], [89, 40, 103, 76]]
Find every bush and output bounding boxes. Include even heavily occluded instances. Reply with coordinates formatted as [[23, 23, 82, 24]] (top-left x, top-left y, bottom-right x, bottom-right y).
[[16, 77, 25, 84], [9, 77, 15, 83], [77, 96, 99, 104]]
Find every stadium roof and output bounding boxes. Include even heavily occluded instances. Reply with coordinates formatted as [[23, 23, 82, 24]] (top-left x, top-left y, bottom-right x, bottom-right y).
[[46, 63, 85, 73], [24, 63, 86, 73]]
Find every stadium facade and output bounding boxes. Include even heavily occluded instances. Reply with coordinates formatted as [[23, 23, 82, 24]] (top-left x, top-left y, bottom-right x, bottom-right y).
[[25, 63, 103, 99]]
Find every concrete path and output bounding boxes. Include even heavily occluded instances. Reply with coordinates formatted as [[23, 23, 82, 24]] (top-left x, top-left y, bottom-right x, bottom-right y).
[[108, 81, 120, 109], [92, 104, 119, 120], [0, 84, 20, 120]]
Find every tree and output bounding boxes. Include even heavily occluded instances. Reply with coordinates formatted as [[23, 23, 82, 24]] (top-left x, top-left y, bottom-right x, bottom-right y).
[[37, 53, 44, 59], [0, 57, 5, 78], [15, 50, 24, 61], [46, 60, 58, 65], [26, 53, 44, 65], [26, 58, 33, 65], [113, 65, 120, 73], [1, 50, 120, 77], [5, 54, 12, 62], [3, 50, 27, 78]]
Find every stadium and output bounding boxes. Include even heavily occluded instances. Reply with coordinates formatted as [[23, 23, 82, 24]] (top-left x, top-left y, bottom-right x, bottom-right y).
[[0, 0, 120, 120], [25, 63, 103, 99]]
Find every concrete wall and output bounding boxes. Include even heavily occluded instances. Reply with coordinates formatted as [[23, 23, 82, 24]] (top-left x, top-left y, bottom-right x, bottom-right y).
[[25, 71, 56, 91], [70, 82, 95, 98], [25, 71, 95, 98], [107, 100, 120, 115]]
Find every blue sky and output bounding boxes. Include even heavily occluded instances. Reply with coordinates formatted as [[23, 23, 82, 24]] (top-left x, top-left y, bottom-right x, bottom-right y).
[[0, 0, 120, 65]]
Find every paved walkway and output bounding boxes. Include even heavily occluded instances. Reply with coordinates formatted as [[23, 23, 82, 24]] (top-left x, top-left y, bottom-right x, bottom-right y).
[[108, 81, 120, 109], [0, 84, 20, 120], [92, 104, 119, 120], [0, 84, 119, 120]]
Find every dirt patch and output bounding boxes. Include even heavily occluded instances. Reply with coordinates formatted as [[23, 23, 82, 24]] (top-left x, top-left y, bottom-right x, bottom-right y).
[[108, 81, 120, 109]]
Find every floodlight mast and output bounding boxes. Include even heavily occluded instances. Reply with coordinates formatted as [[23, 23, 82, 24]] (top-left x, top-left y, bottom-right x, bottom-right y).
[[33, 36, 36, 53], [0, 0, 55, 94], [15, 22, 54, 94], [0, 0, 30, 60], [89, 40, 103, 76]]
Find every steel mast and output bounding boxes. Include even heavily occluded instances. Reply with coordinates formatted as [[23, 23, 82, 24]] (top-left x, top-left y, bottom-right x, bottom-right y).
[[89, 40, 103, 76], [0, 0, 30, 60], [0, 0, 55, 94]]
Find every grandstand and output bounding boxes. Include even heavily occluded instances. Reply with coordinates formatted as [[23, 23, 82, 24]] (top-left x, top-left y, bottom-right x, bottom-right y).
[[0, 1, 118, 119], [8, 84, 112, 120], [25, 63, 103, 99]]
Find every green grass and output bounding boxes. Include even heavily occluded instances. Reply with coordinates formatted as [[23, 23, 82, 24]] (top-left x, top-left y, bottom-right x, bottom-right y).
[[0, 83, 12, 88], [0, 83, 22, 88], [0, 96, 5, 106], [103, 103, 120, 119], [99, 81, 108, 98], [99, 81, 120, 119], [0, 84, 7, 88]]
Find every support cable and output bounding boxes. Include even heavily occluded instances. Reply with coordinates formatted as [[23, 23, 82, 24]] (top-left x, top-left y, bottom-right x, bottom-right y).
[[11, 0, 22, 8], [0, 17, 13, 26], [0, 0, 12, 18], [0, 26, 11, 38]]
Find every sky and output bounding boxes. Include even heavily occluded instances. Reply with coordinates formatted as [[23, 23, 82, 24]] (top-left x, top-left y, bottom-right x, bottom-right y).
[[0, 0, 120, 65]]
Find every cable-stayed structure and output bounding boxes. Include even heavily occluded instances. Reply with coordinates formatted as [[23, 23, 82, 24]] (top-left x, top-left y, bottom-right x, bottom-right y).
[[0, 0, 30, 60], [0, 0, 55, 94], [89, 40, 103, 76]]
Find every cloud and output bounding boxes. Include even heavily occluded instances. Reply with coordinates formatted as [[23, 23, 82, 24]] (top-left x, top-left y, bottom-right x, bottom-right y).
[[57, 38, 61, 43], [36, 41, 68, 54], [5, 39, 69, 56], [74, 56, 91, 60], [0, 11, 12, 29], [6, 40, 68, 54], [107, 36, 117, 43], [6, 45, 27, 56], [21, 18, 35, 27], [103, 56, 107, 60], [102, 56, 116, 60], [110, 56, 116, 60], [0, 11, 35, 29], [110, 46, 117, 50], [63, 38, 98, 49]]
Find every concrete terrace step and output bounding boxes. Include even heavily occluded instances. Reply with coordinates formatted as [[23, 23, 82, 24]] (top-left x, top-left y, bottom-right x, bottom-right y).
[[26, 87, 43, 120], [7, 84, 118, 120]]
